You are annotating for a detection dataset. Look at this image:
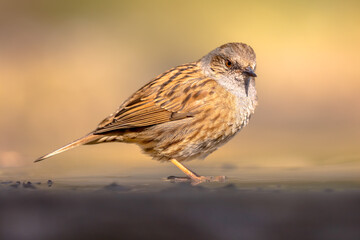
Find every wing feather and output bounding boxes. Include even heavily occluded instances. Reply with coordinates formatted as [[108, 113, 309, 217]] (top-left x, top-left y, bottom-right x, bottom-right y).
[[94, 63, 218, 134]]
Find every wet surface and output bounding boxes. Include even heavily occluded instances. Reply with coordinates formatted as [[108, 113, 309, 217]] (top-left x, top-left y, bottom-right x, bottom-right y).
[[0, 177, 360, 240]]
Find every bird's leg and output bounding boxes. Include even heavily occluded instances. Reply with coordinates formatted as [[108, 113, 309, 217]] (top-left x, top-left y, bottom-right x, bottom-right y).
[[169, 159, 199, 181], [168, 159, 226, 185]]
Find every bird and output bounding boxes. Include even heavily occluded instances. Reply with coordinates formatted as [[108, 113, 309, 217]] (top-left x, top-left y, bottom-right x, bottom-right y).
[[35, 42, 258, 184]]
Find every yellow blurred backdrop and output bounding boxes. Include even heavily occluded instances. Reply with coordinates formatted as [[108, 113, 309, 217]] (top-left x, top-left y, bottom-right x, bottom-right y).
[[1, 0, 359, 181]]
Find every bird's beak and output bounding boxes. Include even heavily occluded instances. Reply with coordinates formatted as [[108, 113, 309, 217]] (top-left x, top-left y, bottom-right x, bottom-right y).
[[243, 67, 257, 77]]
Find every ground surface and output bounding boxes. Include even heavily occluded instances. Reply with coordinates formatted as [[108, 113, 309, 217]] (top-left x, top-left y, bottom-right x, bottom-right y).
[[1, 177, 360, 240]]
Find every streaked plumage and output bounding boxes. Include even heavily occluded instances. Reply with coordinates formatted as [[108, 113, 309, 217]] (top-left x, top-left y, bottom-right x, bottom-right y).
[[35, 42, 258, 183]]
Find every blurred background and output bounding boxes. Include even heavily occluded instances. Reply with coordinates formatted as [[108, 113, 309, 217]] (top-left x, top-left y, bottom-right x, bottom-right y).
[[1, 0, 359, 182]]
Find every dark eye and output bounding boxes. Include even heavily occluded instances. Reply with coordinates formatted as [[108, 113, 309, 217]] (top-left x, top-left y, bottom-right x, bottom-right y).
[[225, 60, 232, 68]]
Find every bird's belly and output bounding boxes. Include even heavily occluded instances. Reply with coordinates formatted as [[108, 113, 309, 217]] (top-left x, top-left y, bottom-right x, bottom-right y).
[[178, 128, 239, 161], [142, 112, 247, 162]]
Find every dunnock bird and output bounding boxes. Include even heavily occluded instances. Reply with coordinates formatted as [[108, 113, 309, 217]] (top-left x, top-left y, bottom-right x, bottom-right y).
[[35, 42, 258, 184]]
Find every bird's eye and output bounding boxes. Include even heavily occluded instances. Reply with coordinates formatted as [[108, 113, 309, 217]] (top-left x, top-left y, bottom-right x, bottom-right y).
[[225, 60, 232, 68]]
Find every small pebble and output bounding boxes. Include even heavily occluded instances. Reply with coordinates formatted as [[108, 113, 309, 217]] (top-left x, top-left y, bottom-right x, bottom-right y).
[[23, 181, 36, 189], [47, 180, 53, 187], [103, 182, 130, 192]]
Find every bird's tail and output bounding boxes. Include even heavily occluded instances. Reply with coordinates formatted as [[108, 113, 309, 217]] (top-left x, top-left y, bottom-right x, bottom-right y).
[[34, 133, 101, 163]]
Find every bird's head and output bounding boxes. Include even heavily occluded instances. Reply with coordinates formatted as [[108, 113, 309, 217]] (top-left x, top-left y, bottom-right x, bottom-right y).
[[200, 42, 257, 97]]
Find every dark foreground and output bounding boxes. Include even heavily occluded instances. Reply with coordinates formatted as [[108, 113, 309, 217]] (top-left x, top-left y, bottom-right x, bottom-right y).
[[1, 179, 360, 240]]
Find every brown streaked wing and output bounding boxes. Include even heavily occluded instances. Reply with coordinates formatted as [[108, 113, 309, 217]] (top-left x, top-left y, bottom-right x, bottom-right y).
[[93, 63, 217, 134]]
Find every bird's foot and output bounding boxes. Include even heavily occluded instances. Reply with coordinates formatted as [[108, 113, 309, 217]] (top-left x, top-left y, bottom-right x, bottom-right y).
[[166, 175, 226, 185]]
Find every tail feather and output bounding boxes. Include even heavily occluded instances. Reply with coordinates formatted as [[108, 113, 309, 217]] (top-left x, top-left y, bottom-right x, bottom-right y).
[[34, 133, 101, 163]]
